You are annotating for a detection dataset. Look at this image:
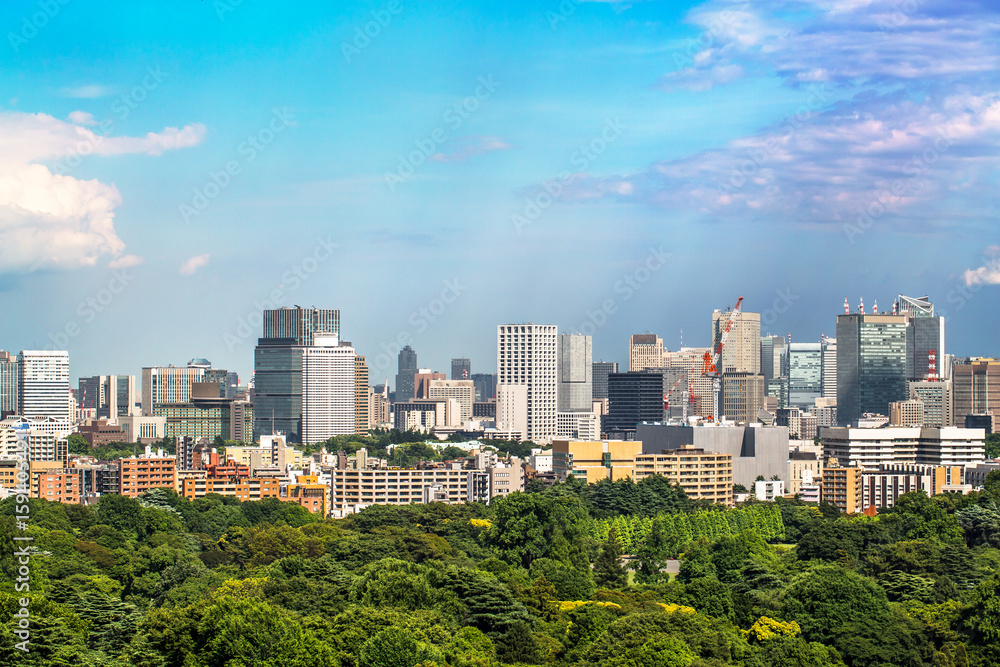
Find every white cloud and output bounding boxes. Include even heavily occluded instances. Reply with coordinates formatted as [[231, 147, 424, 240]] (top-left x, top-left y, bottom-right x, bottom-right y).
[[179, 254, 211, 276], [0, 110, 206, 274], [964, 248, 1000, 286], [59, 84, 118, 99], [430, 136, 513, 163], [108, 254, 144, 269]]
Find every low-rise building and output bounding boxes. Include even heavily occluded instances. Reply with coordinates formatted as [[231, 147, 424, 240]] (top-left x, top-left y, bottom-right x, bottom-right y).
[[551, 439, 642, 483], [754, 479, 785, 502], [118, 456, 177, 498], [819, 426, 985, 469], [861, 464, 966, 508], [181, 476, 280, 502], [76, 419, 125, 447], [822, 459, 863, 513], [633, 446, 733, 506]]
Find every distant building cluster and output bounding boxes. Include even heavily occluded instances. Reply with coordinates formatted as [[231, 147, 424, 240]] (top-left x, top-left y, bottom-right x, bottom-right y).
[[0, 294, 996, 515]]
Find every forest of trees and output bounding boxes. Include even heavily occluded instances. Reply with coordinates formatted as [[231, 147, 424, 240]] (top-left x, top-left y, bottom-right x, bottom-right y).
[[2, 471, 1000, 666]]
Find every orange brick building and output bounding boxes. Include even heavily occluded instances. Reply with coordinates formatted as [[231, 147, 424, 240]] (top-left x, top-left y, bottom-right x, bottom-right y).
[[118, 457, 177, 498]]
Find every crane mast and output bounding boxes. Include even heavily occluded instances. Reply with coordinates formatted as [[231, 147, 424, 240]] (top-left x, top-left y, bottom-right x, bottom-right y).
[[701, 296, 744, 422]]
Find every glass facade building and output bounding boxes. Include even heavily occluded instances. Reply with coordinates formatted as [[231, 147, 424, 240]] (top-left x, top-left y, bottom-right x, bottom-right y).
[[836, 313, 908, 425], [603, 370, 665, 435], [262, 308, 340, 347], [592, 361, 618, 400], [395, 345, 418, 403], [253, 340, 304, 442], [557, 334, 592, 412], [788, 343, 822, 409]]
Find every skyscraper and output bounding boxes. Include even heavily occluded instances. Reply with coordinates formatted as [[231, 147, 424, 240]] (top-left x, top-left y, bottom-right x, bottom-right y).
[[592, 361, 618, 400], [18, 350, 70, 422], [604, 370, 665, 435], [79, 375, 136, 419], [821, 337, 837, 399], [262, 307, 340, 346], [836, 308, 908, 425], [0, 351, 19, 417], [897, 295, 945, 380], [952, 359, 1000, 425], [301, 334, 357, 444], [760, 335, 787, 382], [253, 308, 342, 442], [451, 358, 471, 381], [712, 309, 761, 373], [141, 366, 203, 415], [558, 334, 592, 412], [787, 343, 822, 409], [629, 334, 663, 372], [470, 373, 497, 402], [497, 324, 558, 442], [395, 345, 418, 403]]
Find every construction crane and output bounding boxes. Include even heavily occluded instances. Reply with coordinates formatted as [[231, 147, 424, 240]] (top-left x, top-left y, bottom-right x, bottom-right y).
[[701, 296, 744, 422], [663, 372, 689, 422]]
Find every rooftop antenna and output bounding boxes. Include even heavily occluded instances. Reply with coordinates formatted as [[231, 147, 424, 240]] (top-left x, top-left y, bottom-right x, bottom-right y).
[[844, 297, 849, 314], [873, 298, 879, 314], [859, 296, 865, 315], [680, 329, 683, 349]]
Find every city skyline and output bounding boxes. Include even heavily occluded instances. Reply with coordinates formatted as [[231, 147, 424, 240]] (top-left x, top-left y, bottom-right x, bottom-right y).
[[1, 0, 998, 385]]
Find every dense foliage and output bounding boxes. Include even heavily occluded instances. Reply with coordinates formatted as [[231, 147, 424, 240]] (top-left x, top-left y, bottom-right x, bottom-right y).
[[1, 471, 1000, 666]]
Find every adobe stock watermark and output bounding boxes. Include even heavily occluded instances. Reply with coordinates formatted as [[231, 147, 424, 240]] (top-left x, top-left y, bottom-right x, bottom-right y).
[[341, 1, 403, 63], [180, 107, 294, 223], [937, 250, 998, 322], [512, 117, 627, 234], [761, 288, 798, 327], [52, 65, 168, 177], [213, 0, 248, 20], [842, 128, 953, 244], [574, 246, 669, 336], [223, 236, 339, 351], [8, 0, 70, 53], [717, 83, 831, 199], [877, 0, 926, 35], [11, 429, 32, 653], [384, 76, 500, 191], [47, 268, 136, 350], [370, 279, 466, 372]]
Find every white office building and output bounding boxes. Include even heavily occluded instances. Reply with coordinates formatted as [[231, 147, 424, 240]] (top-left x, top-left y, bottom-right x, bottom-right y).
[[497, 324, 558, 442], [141, 366, 204, 414], [18, 351, 70, 422], [301, 334, 356, 443]]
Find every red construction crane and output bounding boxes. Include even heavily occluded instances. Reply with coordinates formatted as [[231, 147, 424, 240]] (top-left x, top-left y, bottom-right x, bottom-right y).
[[701, 296, 744, 422]]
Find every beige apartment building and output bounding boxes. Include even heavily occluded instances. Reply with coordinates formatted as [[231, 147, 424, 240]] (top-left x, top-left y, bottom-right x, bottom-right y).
[[633, 446, 733, 506], [551, 439, 642, 483]]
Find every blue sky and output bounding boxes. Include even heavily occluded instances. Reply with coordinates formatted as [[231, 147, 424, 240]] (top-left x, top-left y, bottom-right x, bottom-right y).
[[1, 0, 998, 384]]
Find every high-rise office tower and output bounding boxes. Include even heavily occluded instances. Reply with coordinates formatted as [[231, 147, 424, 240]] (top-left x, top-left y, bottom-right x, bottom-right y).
[[253, 339, 303, 441], [497, 324, 558, 442], [712, 310, 761, 373], [395, 345, 418, 403], [952, 359, 1000, 425], [603, 370, 665, 435], [0, 351, 19, 416], [79, 375, 136, 419], [760, 335, 787, 382], [897, 295, 945, 380], [470, 373, 497, 402], [355, 355, 369, 435], [451, 358, 471, 381], [592, 361, 618, 400], [662, 347, 714, 418], [300, 333, 357, 444], [721, 372, 766, 424], [558, 334, 592, 412], [141, 366, 204, 415], [629, 334, 663, 372], [253, 306, 343, 443], [787, 343, 822, 409], [429, 379, 475, 423], [908, 379, 952, 427], [262, 307, 340, 346], [836, 306, 908, 425], [821, 337, 837, 399], [18, 350, 70, 421]]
